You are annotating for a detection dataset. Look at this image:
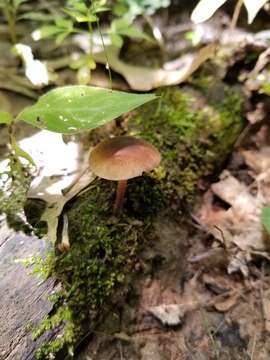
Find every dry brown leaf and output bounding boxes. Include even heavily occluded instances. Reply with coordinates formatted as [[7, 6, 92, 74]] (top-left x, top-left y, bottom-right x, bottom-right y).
[[199, 164, 270, 275], [147, 304, 187, 326], [262, 289, 270, 332], [211, 172, 257, 218], [213, 291, 240, 312], [242, 148, 270, 174], [202, 273, 233, 294], [72, 34, 216, 91], [93, 44, 216, 91], [189, 247, 228, 269]]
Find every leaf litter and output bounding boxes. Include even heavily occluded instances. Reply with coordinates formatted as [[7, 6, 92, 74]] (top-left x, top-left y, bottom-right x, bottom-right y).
[[76, 114, 270, 359], [198, 145, 270, 276], [2, 5, 270, 359]]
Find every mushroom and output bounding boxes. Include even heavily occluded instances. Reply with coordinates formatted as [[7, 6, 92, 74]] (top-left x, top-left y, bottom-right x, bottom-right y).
[[89, 136, 161, 214]]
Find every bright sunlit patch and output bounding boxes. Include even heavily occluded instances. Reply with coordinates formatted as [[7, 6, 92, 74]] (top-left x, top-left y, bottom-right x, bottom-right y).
[[18, 130, 83, 199], [32, 29, 42, 41]]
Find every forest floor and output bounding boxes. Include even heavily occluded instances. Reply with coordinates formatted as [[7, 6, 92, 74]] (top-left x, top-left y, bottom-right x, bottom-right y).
[[1, 4, 270, 360], [76, 120, 270, 360]]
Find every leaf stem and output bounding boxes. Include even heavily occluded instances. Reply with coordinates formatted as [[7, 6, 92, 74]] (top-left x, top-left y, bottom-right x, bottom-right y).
[[97, 19, 112, 90], [3, 6, 17, 44], [8, 122, 23, 174]]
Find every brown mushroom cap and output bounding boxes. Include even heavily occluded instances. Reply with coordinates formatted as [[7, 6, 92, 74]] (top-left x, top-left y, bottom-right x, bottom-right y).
[[89, 136, 161, 181]]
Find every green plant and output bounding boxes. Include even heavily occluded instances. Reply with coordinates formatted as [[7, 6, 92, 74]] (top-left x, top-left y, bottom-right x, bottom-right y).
[[261, 207, 270, 235], [0, 85, 156, 225], [0, 111, 34, 226], [32, 0, 150, 84], [0, 0, 30, 43], [107, 17, 151, 48], [113, 0, 171, 22], [33, 0, 108, 45]]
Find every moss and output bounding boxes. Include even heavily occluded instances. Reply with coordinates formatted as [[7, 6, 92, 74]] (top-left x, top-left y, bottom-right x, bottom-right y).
[[33, 84, 244, 359], [129, 83, 244, 205], [0, 154, 33, 233], [34, 179, 159, 359]]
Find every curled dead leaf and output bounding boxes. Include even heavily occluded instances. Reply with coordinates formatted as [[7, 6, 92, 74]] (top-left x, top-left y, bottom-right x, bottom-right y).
[[74, 35, 216, 91]]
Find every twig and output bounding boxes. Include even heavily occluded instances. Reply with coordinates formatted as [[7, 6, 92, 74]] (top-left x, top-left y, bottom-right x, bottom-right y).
[[250, 333, 257, 360], [214, 225, 229, 256], [259, 261, 267, 338], [118, 340, 124, 360], [230, 0, 244, 30]]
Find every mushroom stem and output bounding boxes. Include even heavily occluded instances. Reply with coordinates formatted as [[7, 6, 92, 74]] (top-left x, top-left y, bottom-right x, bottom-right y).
[[113, 179, 127, 214]]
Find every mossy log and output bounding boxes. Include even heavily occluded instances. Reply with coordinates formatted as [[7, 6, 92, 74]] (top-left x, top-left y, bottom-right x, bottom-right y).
[[27, 82, 244, 359]]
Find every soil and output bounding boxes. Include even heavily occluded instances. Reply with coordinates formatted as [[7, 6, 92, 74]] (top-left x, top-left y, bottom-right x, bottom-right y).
[[74, 122, 270, 360], [75, 204, 269, 360]]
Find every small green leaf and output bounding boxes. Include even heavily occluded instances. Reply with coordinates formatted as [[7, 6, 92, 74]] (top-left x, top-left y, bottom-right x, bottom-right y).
[[16, 85, 156, 134], [71, 1, 88, 13], [55, 32, 70, 45], [18, 12, 55, 22], [95, 6, 110, 13], [12, 141, 36, 166], [64, 9, 97, 22], [0, 111, 13, 125], [77, 66, 91, 85], [118, 26, 152, 41], [87, 56, 96, 70], [261, 207, 270, 235], [112, 18, 130, 30], [109, 33, 124, 48], [55, 18, 73, 29], [70, 55, 96, 70], [32, 26, 62, 41]]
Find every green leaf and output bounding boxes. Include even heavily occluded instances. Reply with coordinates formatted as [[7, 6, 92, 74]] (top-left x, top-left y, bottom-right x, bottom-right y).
[[13, 0, 29, 9], [87, 57, 96, 70], [112, 3, 128, 16], [55, 31, 70, 45], [32, 26, 62, 40], [16, 86, 156, 134], [55, 18, 73, 29], [112, 18, 130, 30], [64, 9, 97, 22], [118, 26, 152, 41], [77, 66, 91, 85], [261, 207, 270, 235], [12, 140, 36, 166], [109, 33, 124, 48], [0, 111, 13, 124], [69, 1, 88, 13], [70, 55, 96, 70], [17, 12, 55, 22], [94, 6, 110, 13]]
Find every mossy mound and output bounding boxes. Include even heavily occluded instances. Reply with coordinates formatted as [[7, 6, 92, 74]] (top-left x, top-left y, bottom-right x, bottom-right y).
[[33, 176, 163, 358], [33, 83, 244, 359], [129, 82, 244, 204]]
